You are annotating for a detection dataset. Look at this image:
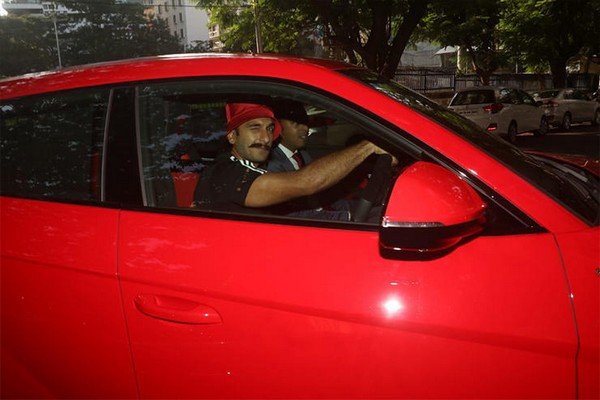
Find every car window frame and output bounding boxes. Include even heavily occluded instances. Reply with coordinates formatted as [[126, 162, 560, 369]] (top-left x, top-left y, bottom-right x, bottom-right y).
[[0, 86, 111, 205], [132, 77, 420, 230], [127, 76, 542, 235]]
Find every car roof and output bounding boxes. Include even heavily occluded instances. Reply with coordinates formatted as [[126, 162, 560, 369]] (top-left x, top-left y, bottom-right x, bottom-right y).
[[0, 53, 358, 100]]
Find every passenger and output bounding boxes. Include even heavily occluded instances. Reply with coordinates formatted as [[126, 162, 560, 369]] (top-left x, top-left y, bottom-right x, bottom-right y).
[[193, 102, 394, 217], [267, 99, 312, 172], [266, 99, 352, 220]]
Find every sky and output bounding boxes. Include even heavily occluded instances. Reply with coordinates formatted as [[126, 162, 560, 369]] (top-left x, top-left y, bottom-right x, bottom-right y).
[[0, 0, 6, 16]]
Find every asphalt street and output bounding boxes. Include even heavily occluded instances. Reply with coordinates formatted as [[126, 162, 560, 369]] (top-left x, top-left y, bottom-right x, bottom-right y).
[[515, 123, 600, 159]]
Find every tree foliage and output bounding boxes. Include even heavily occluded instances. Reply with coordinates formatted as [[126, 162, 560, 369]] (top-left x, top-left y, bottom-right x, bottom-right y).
[[58, 0, 183, 66], [198, 0, 431, 78], [311, 0, 431, 77], [197, 0, 319, 55], [421, 0, 505, 84], [499, 0, 600, 87], [0, 16, 58, 77], [0, 0, 182, 78]]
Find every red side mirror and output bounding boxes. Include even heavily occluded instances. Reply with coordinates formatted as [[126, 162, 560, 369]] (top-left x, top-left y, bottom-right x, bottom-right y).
[[380, 162, 486, 254]]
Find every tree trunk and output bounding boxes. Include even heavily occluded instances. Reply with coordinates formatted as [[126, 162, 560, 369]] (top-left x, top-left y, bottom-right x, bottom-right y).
[[311, 0, 429, 79], [478, 70, 491, 86], [550, 59, 568, 88], [380, 0, 429, 79]]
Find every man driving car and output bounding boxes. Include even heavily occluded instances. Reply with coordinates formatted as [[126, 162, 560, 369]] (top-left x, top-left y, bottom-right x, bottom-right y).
[[193, 102, 394, 216]]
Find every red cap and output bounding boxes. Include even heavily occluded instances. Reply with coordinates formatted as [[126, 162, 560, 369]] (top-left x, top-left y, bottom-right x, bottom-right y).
[[226, 103, 281, 140]]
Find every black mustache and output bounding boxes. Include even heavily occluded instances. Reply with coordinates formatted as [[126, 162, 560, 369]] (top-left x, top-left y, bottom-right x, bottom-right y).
[[250, 143, 271, 151]]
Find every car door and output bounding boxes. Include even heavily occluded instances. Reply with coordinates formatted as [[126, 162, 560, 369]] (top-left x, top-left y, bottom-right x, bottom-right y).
[[517, 89, 541, 131], [496, 88, 519, 133], [571, 90, 594, 122], [117, 78, 580, 398], [0, 88, 137, 398], [554, 227, 600, 399]]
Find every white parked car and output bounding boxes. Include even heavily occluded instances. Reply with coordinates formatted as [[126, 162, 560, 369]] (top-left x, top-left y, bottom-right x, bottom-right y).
[[531, 88, 600, 130], [448, 87, 548, 143]]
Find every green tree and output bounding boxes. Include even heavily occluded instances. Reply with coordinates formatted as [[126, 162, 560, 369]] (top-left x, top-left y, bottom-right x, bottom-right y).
[[499, 0, 600, 87], [198, 0, 317, 55], [0, 1, 183, 77], [0, 16, 57, 78], [421, 0, 505, 85], [198, 0, 431, 78], [58, 0, 182, 67]]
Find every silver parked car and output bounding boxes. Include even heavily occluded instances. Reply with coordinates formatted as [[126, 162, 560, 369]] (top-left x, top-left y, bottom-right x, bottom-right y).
[[531, 88, 600, 130], [448, 86, 548, 143]]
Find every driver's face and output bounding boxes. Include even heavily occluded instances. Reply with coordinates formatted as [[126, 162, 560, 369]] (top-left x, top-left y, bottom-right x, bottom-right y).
[[228, 117, 275, 164]]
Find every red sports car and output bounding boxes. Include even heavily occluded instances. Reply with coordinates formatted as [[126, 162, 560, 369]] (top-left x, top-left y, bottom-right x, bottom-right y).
[[1, 54, 598, 398]]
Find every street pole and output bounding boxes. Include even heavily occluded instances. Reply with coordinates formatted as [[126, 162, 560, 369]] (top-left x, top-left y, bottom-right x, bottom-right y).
[[51, 2, 62, 68], [253, 0, 262, 53]]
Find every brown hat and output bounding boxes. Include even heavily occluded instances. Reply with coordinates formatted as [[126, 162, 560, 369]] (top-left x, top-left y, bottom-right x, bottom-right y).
[[225, 103, 281, 140]]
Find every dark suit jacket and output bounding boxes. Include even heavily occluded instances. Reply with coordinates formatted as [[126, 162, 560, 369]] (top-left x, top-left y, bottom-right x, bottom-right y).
[[266, 145, 312, 172]]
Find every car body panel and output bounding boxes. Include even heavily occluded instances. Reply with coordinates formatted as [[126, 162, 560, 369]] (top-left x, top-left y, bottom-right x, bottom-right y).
[[554, 227, 600, 398], [0, 54, 352, 100], [119, 210, 576, 398], [0, 197, 137, 398]]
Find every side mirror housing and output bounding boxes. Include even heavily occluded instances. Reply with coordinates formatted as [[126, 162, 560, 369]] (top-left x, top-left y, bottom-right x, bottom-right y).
[[380, 162, 486, 255]]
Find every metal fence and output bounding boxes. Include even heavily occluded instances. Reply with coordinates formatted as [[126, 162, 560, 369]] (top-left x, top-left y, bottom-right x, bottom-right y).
[[394, 71, 599, 93]]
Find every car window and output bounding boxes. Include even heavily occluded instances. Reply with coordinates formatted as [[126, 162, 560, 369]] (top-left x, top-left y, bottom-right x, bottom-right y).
[[136, 79, 412, 224], [498, 89, 510, 103], [0, 89, 109, 201], [450, 90, 495, 105], [572, 90, 586, 100], [499, 89, 519, 104], [519, 90, 536, 105]]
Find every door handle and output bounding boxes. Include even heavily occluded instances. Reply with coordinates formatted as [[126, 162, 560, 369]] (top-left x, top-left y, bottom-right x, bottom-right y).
[[134, 294, 222, 325]]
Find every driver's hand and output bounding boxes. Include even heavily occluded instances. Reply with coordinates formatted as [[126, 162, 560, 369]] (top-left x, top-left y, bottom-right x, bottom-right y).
[[370, 143, 398, 166]]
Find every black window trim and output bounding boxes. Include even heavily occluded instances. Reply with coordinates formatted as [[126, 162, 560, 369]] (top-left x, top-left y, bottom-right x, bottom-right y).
[[100, 89, 114, 202], [134, 86, 149, 206]]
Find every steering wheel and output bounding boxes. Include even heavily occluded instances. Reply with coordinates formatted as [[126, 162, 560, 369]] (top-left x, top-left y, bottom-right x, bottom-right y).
[[352, 154, 393, 222]]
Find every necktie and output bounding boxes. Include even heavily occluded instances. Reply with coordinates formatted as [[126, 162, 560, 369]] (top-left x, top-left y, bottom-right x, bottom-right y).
[[292, 151, 305, 168]]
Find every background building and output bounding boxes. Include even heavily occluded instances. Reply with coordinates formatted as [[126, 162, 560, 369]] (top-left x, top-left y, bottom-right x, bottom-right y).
[[2, 0, 72, 16], [143, 0, 209, 50], [207, 17, 223, 52]]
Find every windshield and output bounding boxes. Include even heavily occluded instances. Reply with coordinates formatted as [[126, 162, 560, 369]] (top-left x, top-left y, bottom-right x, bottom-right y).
[[341, 69, 598, 225]]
